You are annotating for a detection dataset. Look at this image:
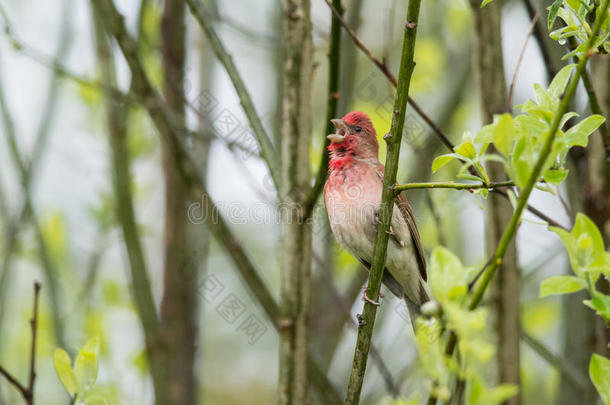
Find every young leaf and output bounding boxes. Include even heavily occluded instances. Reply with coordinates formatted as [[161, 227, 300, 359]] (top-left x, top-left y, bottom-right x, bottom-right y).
[[492, 114, 515, 156], [481, 0, 495, 7], [75, 337, 100, 394], [544, 168, 569, 185], [548, 64, 576, 99], [54, 349, 78, 397], [539, 275, 585, 297], [454, 141, 477, 159], [590, 354, 610, 405], [429, 247, 468, 303], [565, 115, 606, 146], [548, 0, 565, 30], [432, 154, 455, 173]]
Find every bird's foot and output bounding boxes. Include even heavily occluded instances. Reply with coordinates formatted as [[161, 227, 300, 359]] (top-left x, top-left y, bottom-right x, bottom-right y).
[[362, 285, 383, 298], [362, 291, 381, 306]]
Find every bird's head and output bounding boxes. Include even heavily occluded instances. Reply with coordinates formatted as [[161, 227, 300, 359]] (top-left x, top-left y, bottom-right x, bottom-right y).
[[327, 111, 378, 161]]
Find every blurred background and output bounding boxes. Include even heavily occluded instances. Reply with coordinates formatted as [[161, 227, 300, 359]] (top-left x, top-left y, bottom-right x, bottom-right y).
[[0, 0, 606, 404]]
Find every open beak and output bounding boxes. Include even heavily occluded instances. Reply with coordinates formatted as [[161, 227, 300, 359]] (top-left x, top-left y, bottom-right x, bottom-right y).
[[328, 118, 347, 143]]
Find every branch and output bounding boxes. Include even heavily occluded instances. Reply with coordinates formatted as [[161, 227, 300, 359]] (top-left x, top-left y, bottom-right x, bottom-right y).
[[507, 12, 539, 108], [323, 0, 453, 151], [94, 1, 341, 402], [427, 2, 610, 402], [0, 282, 41, 405], [393, 180, 514, 192], [520, 328, 585, 390], [185, 0, 280, 190], [303, 0, 343, 215], [344, 1, 422, 403], [323, 0, 564, 231]]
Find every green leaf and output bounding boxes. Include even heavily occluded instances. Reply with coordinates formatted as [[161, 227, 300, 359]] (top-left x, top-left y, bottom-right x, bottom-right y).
[[54, 349, 78, 397], [548, 0, 564, 30], [565, 115, 606, 146], [481, 0, 495, 7], [590, 354, 610, 405], [75, 337, 100, 393], [544, 168, 569, 185], [548, 64, 576, 99], [591, 292, 610, 322], [454, 141, 477, 159], [415, 318, 448, 384], [429, 247, 468, 303], [539, 275, 585, 297], [492, 114, 515, 156], [432, 154, 455, 173]]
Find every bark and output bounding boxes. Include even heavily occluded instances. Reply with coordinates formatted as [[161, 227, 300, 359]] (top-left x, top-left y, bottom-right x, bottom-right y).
[[160, 0, 199, 403], [470, 2, 521, 404], [278, 0, 313, 404], [90, 2, 168, 402]]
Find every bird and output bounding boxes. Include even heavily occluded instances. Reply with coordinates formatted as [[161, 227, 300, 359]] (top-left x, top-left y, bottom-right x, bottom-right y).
[[323, 111, 430, 329]]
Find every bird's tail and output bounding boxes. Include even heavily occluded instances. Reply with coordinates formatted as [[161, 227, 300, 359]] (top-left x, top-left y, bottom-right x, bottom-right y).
[[404, 279, 431, 332]]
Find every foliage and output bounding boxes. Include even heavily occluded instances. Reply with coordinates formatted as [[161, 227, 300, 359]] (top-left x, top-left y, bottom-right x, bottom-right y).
[[54, 337, 105, 404], [432, 64, 604, 195]]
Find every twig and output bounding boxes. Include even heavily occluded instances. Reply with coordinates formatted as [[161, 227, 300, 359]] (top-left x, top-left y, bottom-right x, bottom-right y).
[[303, 0, 343, 215], [344, 1, 422, 403], [185, 0, 280, 189], [0, 282, 41, 405], [323, 0, 454, 151], [426, 2, 610, 403], [507, 12, 539, 108], [521, 0, 558, 80], [520, 328, 585, 390], [323, 0, 564, 230], [94, 0, 341, 401], [394, 180, 514, 193]]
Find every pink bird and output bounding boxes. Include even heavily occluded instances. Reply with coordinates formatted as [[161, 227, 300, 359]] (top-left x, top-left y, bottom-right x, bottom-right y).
[[324, 111, 430, 327]]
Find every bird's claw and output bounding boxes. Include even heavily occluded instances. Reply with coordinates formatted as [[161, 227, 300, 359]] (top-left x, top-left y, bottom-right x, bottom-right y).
[[362, 291, 381, 306]]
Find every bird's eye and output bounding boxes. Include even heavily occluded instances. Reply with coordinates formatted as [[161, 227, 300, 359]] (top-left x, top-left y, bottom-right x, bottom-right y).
[[354, 126, 362, 133]]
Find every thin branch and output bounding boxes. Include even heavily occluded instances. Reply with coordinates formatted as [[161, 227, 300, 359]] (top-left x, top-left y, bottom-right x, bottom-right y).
[[185, 0, 280, 190], [507, 12, 539, 108], [567, 37, 610, 160], [303, 0, 343, 215], [426, 2, 610, 402], [0, 282, 41, 405], [394, 180, 514, 193], [344, 1, 422, 403], [323, 0, 564, 230], [323, 0, 453, 151], [522, 0, 558, 80], [520, 328, 585, 390], [94, 1, 341, 402]]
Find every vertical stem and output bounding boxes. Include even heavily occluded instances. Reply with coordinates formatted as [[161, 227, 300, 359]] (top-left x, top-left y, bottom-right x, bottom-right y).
[[343, 0, 422, 403], [471, 1, 521, 404], [278, 1, 313, 404]]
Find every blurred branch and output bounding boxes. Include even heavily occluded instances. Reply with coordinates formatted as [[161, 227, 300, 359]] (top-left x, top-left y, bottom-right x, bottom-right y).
[[507, 12, 539, 108], [521, 0, 558, 80], [344, 0, 421, 403], [90, 2, 168, 401], [277, 0, 314, 403], [93, 1, 341, 402], [394, 180, 514, 192], [520, 328, 585, 390], [323, 0, 453, 151], [185, 0, 280, 190], [0, 282, 41, 405], [0, 41, 69, 349], [304, 0, 343, 215]]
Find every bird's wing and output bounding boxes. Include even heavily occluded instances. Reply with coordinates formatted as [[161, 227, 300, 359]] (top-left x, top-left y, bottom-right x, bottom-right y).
[[374, 163, 427, 282]]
